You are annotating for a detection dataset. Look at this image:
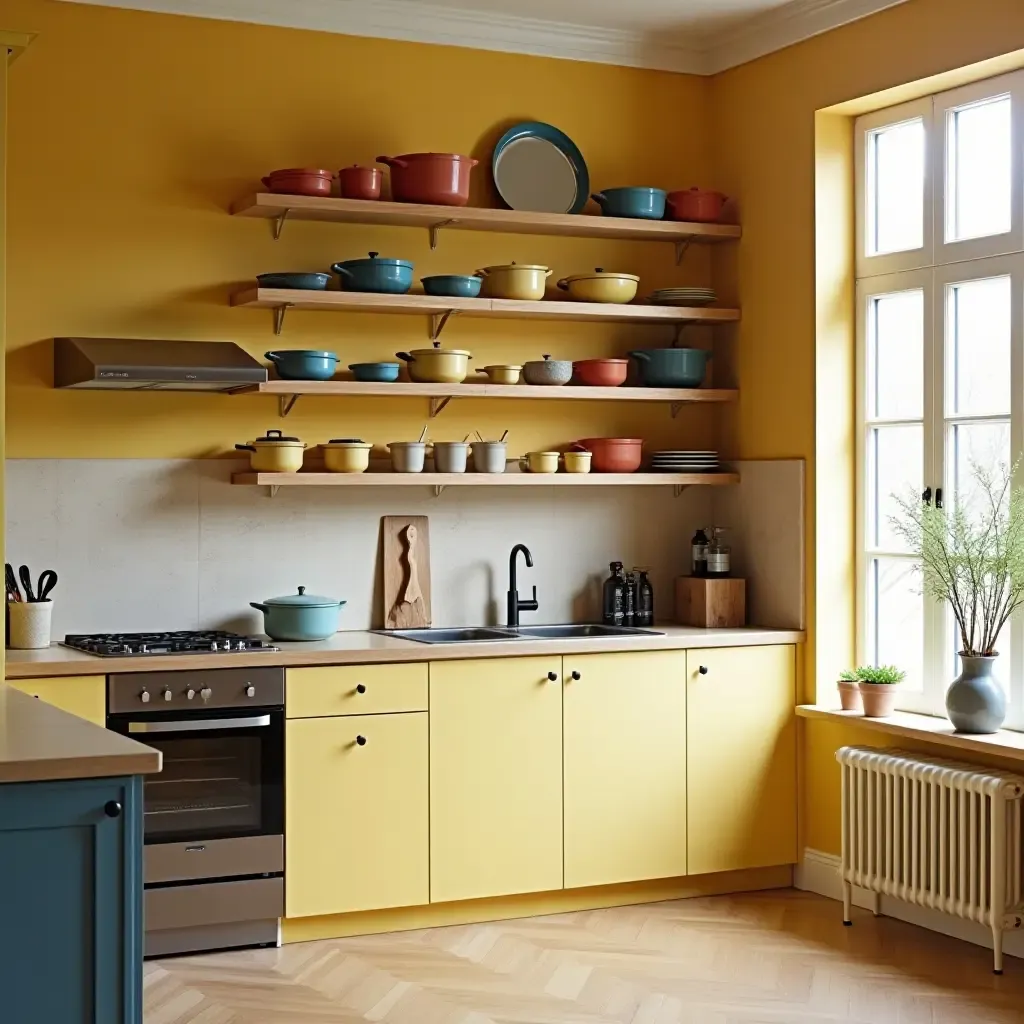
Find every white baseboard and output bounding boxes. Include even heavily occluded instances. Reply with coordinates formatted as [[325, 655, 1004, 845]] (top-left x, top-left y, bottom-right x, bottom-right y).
[[796, 848, 1024, 962]]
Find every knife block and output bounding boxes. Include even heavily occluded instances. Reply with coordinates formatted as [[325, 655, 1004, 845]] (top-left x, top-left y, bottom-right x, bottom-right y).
[[675, 577, 746, 629]]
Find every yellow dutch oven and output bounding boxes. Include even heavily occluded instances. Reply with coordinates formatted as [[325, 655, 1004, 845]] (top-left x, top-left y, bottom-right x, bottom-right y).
[[556, 268, 640, 303], [396, 341, 472, 383], [322, 439, 373, 473], [476, 262, 552, 301], [235, 429, 306, 472], [477, 364, 523, 385]]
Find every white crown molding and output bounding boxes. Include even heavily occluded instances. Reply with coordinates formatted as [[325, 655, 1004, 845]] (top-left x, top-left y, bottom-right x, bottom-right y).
[[702, 0, 911, 74], [57, 0, 912, 75]]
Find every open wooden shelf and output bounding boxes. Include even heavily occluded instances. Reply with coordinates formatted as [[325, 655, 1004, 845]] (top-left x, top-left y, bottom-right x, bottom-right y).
[[231, 287, 740, 337], [233, 470, 739, 497], [230, 193, 741, 252], [241, 379, 738, 418]]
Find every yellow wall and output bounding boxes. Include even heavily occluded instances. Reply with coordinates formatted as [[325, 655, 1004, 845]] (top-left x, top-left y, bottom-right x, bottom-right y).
[[4, 0, 717, 459], [710, 0, 1024, 854]]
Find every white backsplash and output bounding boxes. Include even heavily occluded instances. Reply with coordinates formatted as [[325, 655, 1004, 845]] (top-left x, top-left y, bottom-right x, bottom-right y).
[[6, 458, 803, 637]]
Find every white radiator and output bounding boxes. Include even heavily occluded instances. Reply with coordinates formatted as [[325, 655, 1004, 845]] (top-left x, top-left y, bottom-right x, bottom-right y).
[[837, 745, 1024, 972]]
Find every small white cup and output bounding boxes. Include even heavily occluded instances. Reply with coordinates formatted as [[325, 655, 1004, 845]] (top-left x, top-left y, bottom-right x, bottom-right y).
[[432, 442, 469, 474], [8, 601, 53, 650], [472, 441, 508, 474], [388, 442, 427, 473]]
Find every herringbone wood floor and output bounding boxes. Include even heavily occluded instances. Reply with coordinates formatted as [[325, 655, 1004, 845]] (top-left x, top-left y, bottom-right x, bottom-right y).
[[143, 890, 1024, 1023]]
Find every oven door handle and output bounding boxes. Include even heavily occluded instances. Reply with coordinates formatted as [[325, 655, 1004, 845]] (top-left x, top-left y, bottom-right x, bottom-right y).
[[127, 715, 272, 734]]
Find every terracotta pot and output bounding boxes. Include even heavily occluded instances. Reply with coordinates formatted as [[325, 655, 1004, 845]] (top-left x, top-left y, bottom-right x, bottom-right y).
[[859, 683, 899, 718], [837, 680, 862, 712], [376, 153, 478, 206], [262, 168, 333, 197], [666, 188, 728, 223], [338, 165, 382, 200], [576, 437, 643, 473], [574, 358, 629, 387]]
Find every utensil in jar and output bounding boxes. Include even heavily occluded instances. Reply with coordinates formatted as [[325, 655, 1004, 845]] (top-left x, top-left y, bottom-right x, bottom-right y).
[[18, 565, 35, 603], [6, 563, 21, 602], [36, 570, 58, 602]]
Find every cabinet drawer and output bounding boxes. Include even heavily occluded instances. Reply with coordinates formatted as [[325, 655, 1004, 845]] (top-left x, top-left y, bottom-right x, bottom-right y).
[[6, 675, 106, 725], [286, 663, 427, 718]]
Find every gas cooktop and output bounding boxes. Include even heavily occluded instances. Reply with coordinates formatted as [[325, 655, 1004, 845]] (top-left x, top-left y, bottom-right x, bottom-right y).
[[63, 630, 280, 657]]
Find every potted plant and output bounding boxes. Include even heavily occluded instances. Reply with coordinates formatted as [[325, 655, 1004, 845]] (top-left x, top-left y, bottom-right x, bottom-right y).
[[837, 669, 862, 712], [891, 461, 1024, 733], [855, 665, 904, 717]]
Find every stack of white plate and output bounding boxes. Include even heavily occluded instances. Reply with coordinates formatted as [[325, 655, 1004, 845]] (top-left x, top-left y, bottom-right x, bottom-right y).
[[646, 287, 716, 307], [650, 450, 720, 472]]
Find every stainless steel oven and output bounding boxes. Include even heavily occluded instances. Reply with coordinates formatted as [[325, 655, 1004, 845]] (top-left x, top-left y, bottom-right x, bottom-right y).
[[107, 667, 285, 957]]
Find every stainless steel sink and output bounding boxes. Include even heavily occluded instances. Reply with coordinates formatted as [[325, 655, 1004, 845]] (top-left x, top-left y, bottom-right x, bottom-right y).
[[515, 624, 664, 639], [379, 623, 663, 644], [382, 626, 522, 645]]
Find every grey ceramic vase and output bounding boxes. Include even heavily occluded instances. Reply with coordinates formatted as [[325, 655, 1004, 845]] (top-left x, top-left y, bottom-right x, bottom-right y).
[[946, 655, 1006, 734]]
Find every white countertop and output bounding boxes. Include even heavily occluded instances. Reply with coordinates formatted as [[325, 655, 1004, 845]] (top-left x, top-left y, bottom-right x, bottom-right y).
[[5, 625, 803, 679], [0, 686, 162, 783]]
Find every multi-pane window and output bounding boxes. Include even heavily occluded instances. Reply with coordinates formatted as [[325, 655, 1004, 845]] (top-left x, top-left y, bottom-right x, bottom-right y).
[[855, 72, 1024, 726]]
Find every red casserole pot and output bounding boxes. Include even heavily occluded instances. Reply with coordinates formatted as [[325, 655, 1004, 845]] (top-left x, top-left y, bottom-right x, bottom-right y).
[[376, 153, 478, 206], [576, 437, 643, 473], [338, 165, 382, 201], [262, 168, 334, 197], [666, 187, 728, 223], [573, 358, 629, 387]]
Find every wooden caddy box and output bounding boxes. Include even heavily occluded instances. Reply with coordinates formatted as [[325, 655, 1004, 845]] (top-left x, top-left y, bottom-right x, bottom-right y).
[[675, 576, 746, 629]]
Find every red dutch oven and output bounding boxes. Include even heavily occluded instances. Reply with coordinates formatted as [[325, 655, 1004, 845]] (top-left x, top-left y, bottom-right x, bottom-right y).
[[376, 153, 478, 206], [262, 168, 333, 197], [666, 187, 728, 223]]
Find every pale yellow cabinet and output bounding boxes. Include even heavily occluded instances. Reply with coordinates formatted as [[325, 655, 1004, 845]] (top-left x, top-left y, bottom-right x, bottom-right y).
[[429, 656, 563, 903], [6, 675, 106, 725], [563, 651, 687, 888], [286, 712, 428, 918], [685, 645, 797, 875]]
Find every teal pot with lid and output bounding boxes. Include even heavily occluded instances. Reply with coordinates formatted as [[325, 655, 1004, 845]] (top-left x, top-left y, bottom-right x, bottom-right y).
[[628, 347, 710, 387], [331, 251, 414, 293], [250, 586, 346, 641], [591, 187, 667, 219]]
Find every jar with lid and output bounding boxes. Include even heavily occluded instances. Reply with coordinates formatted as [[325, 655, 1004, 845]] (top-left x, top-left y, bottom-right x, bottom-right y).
[[602, 562, 627, 626], [706, 527, 731, 578]]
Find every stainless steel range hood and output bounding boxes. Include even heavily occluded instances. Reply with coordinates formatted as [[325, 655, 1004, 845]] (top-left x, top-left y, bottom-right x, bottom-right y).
[[54, 337, 268, 392]]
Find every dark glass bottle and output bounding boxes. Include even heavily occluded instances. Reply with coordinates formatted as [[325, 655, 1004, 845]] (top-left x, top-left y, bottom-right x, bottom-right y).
[[691, 528, 709, 577], [624, 571, 637, 627], [602, 561, 626, 626], [635, 568, 654, 627]]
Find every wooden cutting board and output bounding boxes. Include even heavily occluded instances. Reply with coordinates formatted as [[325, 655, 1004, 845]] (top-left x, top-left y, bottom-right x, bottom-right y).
[[382, 516, 432, 629]]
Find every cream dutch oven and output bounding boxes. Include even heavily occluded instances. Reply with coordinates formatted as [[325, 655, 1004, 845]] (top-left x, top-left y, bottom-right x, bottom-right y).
[[396, 341, 472, 384], [235, 429, 306, 472], [476, 262, 552, 301]]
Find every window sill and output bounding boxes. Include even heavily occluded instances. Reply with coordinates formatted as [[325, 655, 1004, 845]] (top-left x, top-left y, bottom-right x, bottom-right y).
[[796, 705, 1024, 761]]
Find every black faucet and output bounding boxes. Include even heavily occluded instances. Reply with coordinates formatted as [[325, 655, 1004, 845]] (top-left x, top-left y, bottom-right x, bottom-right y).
[[507, 543, 538, 628]]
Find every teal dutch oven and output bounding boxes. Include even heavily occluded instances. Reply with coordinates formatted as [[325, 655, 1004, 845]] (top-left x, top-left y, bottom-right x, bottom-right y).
[[331, 251, 414, 294], [265, 350, 339, 381], [591, 187, 667, 220], [629, 347, 710, 388], [250, 586, 346, 641]]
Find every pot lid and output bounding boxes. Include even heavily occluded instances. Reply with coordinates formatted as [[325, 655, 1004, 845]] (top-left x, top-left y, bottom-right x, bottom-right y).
[[252, 429, 303, 445], [326, 438, 371, 446], [574, 358, 629, 365], [484, 363, 523, 370], [408, 342, 471, 357], [481, 261, 549, 272], [337, 251, 413, 268], [262, 586, 340, 608], [526, 354, 570, 364], [566, 268, 640, 282]]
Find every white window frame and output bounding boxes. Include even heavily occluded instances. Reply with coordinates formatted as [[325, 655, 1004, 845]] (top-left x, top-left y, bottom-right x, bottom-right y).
[[856, 72, 1024, 728]]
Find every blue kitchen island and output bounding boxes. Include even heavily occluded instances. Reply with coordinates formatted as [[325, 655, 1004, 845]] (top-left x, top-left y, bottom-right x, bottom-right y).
[[0, 685, 161, 1024]]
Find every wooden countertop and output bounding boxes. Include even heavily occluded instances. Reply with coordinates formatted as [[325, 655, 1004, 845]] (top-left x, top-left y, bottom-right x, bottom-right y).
[[5, 626, 804, 679], [0, 686, 161, 783]]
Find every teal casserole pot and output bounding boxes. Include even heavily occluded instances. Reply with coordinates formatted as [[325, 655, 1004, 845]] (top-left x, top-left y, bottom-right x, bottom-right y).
[[265, 350, 339, 381], [591, 187, 667, 220], [628, 347, 710, 387], [421, 274, 483, 298], [250, 586, 346, 641], [331, 251, 414, 294]]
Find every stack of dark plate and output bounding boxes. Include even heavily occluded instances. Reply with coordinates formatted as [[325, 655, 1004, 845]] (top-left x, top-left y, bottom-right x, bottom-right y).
[[649, 450, 720, 473], [646, 287, 717, 307]]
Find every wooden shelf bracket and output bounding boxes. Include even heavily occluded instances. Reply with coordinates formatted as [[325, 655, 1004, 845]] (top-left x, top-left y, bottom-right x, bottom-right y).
[[428, 218, 459, 249], [433, 485, 447, 497], [673, 484, 689, 498], [273, 209, 291, 241], [429, 396, 452, 418], [273, 304, 293, 335], [670, 401, 683, 419], [430, 309, 459, 340], [278, 394, 300, 417], [674, 239, 692, 266]]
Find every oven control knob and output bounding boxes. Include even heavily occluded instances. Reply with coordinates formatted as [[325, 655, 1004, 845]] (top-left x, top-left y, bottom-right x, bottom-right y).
[[162, 689, 173, 702], [200, 687, 212, 701], [245, 684, 255, 698], [186, 688, 196, 700], [140, 689, 151, 703]]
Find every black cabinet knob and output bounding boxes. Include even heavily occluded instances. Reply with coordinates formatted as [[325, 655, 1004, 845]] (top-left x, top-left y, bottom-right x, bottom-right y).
[[355, 735, 367, 746], [104, 801, 122, 818], [547, 672, 557, 682], [356, 684, 367, 694], [698, 665, 709, 675], [571, 671, 581, 681]]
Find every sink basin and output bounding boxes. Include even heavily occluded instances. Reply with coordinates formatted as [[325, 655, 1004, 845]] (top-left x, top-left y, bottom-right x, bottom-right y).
[[515, 624, 664, 639], [382, 627, 522, 645]]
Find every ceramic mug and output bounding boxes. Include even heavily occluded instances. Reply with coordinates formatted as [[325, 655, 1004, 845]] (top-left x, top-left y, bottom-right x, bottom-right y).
[[520, 451, 559, 474], [562, 450, 593, 474], [471, 441, 508, 474]]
